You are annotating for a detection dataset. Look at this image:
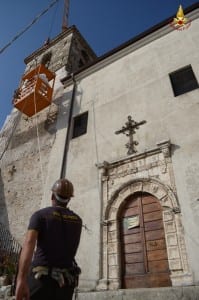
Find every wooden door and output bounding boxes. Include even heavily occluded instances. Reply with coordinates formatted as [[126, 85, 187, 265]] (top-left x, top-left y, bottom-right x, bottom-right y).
[[120, 192, 171, 288]]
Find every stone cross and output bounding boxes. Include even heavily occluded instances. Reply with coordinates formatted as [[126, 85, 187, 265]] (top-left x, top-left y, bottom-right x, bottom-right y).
[[115, 115, 146, 155]]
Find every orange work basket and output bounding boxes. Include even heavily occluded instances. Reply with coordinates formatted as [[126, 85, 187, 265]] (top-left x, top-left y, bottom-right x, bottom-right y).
[[13, 64, 56, 117]]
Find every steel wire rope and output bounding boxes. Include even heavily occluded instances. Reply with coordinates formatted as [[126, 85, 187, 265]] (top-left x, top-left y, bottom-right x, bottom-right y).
[[47, 0, 60, 39], [32, 62, 45, 195], [0, 0, 60, 160], [0, 0, 59, 56], [44, 0, 60, 120]]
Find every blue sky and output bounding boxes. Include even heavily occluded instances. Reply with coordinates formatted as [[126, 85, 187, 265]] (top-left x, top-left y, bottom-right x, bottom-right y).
[[0, 0, 197, 128]]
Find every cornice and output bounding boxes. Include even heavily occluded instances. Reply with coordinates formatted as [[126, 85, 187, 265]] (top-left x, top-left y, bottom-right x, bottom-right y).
[[96, 140, 171, 170], [62, 3, 199, 87]]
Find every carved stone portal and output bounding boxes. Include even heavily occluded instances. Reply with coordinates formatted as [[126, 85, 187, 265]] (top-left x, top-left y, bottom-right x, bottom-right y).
[[96, 140, 193, 290]]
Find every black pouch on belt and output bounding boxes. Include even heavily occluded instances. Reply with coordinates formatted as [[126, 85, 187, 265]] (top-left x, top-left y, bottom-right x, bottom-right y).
[[28, 271, 43, 297]]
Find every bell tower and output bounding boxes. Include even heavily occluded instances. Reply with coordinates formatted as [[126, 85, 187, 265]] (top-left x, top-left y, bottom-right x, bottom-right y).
[[0, 23, 96, 242], [24, 25, 96, 80]]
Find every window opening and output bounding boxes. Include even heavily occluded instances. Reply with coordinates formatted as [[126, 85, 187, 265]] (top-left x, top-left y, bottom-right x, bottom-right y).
[[78, 59, 84, 68], [41, 52, 52, 68], [72, 111, 88, 138], [169, 65, 199, 96]]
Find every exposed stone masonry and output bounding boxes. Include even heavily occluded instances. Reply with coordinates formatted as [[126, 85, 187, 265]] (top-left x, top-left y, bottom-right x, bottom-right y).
[[24, 27, 96, 76]]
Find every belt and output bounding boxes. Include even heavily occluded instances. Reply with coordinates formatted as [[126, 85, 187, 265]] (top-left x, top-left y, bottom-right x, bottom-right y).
[[32, 266, 75, 287]]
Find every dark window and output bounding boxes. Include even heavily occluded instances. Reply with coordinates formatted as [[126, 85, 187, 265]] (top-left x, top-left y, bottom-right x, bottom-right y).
[[169, 65, 199, 97], [81, 50, 89, 62], [41, 52, 52, 67], [72, 111, 88, 138], [78, 59, 84, 68]]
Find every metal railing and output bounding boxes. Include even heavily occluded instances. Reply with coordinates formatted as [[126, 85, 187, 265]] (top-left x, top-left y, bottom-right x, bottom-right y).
[[0, 222, 21, 277]]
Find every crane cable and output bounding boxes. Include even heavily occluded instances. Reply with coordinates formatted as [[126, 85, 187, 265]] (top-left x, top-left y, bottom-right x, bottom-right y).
[[0, 0, 60, 161], [32, 61, 45, 193], [0, 0, 60, 56], [48, 0, 60, 39], [62, 0, 70, 30]]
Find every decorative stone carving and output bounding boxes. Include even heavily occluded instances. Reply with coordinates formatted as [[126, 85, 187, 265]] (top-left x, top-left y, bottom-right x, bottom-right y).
[[157, 140, 171, 159], [97, 141, 193, 290]]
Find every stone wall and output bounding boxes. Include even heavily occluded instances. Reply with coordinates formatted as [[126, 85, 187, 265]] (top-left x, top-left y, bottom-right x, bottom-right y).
[[0, 105, 57, 242], [24, 27, 96, 75], [0, 26, 96, 244]]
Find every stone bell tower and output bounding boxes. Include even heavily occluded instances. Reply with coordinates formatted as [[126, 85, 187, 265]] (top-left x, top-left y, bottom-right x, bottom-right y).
[[0, 26, 96, 242], [24, 25, 96, 81]]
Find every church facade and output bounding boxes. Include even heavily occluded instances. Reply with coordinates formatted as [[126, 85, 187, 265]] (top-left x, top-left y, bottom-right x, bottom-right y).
[[0, 3, 199, 294]]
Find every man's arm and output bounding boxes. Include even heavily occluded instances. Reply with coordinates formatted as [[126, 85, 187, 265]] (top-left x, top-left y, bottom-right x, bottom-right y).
[[15, 229, 38, 300]]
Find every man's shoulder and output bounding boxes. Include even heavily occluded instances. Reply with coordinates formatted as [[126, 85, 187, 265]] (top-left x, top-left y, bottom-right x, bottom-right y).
[[40, 206, 53, 212], [28, 207, 53, 230], [31, 206, 52, 217]]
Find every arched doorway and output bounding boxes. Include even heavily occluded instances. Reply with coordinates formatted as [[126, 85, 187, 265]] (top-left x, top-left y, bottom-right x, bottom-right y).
[[119, 192, 171, 288]]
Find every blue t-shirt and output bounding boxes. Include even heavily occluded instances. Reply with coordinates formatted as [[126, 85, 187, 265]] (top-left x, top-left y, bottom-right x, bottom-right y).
[[28, 206, 82, 268]]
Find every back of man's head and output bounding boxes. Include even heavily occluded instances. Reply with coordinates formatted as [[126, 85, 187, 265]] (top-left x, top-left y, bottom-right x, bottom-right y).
[[51, 178, 74, 205]]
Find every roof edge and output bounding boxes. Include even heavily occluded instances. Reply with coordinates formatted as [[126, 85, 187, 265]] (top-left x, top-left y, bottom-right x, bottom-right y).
[[61, 2, 199, 84], [24, 25, 97, 64]]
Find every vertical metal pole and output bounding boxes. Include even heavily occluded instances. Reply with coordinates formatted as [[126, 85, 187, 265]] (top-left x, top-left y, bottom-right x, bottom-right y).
[[62, 0, 70, 31], [60, 75, 76, 179]]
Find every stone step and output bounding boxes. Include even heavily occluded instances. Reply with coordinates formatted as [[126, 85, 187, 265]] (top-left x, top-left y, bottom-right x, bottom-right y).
[[76, 286, 199, 300], [1, 285, 199, 300]]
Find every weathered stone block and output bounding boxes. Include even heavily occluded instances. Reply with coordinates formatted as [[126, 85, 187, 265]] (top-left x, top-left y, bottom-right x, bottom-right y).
[[168, 246, 180, 259], [166, 233, 178, 246], [108, 265, 119, 279]]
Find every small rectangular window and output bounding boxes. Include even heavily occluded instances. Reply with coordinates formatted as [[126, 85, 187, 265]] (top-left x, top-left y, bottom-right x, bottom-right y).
[[169, 65, 199, 97], [72, 111, 88, 138]]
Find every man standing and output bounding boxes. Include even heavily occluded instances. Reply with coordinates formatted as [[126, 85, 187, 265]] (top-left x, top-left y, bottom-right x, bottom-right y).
[[15, 178, 82, 300]]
